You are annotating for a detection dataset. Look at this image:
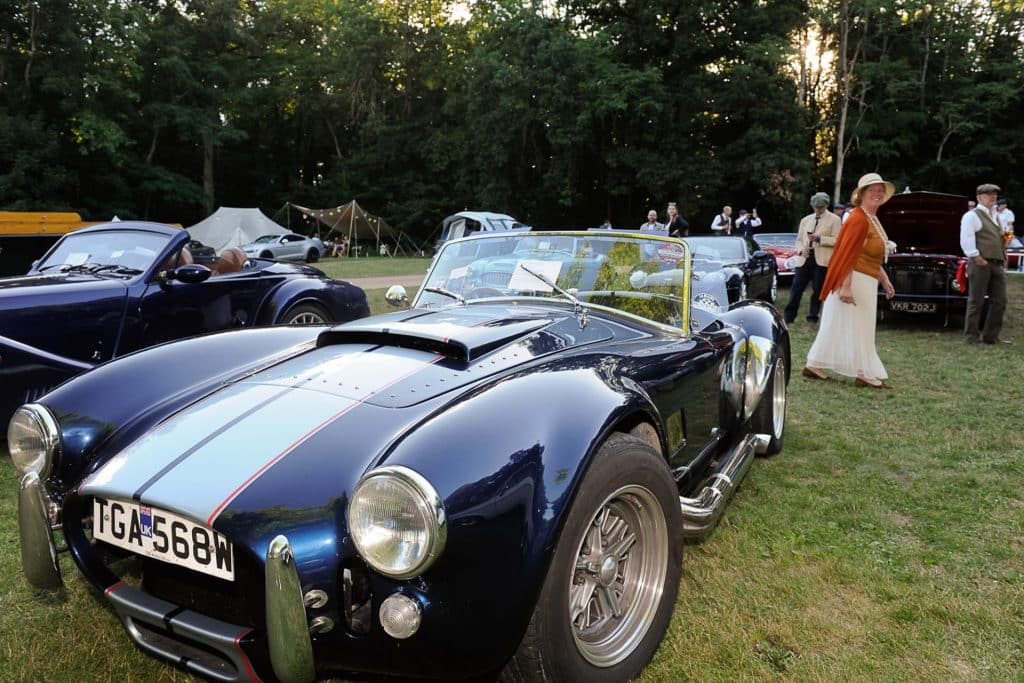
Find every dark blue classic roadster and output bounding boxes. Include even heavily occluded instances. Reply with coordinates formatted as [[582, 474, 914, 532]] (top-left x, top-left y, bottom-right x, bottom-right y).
[[0, 221, 369, 424], [12, 231, 789, 682]]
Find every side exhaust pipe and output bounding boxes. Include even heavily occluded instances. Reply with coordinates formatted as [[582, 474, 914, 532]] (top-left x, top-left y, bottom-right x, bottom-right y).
[[679, 433, 769, 539]]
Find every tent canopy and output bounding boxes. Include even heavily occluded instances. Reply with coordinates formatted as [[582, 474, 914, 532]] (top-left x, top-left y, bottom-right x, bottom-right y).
[[187, 207, 288, 253], [290, 201, 420, 255]]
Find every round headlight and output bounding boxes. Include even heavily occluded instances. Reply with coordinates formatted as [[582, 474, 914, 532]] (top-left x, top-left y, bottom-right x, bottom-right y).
[[7, 404, 60, 478], [348, 466, 446, 579]]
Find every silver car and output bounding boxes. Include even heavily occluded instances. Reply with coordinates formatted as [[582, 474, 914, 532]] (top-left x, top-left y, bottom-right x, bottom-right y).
[[241, 232, 326, 263]]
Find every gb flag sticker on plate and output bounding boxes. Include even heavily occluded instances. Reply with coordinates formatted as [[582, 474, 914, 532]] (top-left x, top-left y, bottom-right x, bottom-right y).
[[93, 497, 235, 581]]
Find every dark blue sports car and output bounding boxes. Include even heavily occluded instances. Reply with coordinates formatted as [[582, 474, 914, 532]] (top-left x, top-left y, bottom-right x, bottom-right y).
[[0, 221, 369, 424], [12, 230, 789, 682]]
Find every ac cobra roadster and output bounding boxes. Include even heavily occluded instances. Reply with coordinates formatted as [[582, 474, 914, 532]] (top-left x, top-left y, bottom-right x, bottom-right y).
[[12, 230, 789, 682]]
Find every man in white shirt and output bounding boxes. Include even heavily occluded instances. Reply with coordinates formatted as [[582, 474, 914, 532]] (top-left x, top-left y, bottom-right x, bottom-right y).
[[960, 183, 1008, 344], [996, 198, 1015, 236], [710, 206, 732, 234]]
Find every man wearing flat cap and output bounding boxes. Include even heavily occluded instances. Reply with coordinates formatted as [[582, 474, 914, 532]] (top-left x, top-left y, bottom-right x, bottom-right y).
[[960, 183, 1009, 344], [784, 192, 842, 324]]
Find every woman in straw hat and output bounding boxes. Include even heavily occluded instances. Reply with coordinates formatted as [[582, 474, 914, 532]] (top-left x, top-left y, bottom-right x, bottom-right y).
[[802, 173, 897, 388]]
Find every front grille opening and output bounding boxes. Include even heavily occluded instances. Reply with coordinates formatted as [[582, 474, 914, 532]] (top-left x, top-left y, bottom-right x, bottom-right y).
[[129, 617, 237, 678], [142, 556, 265, 630]]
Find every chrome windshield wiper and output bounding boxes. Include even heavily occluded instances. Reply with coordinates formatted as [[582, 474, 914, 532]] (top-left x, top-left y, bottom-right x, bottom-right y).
[[517, 263, 589, 329], [423, 286, 466, 305]]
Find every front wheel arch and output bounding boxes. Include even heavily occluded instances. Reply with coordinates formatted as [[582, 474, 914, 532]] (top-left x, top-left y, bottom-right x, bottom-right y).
[[501, 432, 683, 682]]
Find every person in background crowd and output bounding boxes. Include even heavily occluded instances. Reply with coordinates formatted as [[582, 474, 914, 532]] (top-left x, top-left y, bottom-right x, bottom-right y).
[[735, 209, 762, 237], [664, 202, 689, 236], [784, 192, 839, 323], [803, 173, 897, 388], [996, 197, 1016, 237], [835, 203, 849, 223], [710, 206, 733, 234], [640, 209, 667, 234], [968, 200, 976, 210], [960, 183, 1009, 344], [599, 219, 613, 229]]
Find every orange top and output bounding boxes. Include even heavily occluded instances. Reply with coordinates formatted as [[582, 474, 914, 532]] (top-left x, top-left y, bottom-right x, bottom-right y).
[[819, 207, 884, 299]]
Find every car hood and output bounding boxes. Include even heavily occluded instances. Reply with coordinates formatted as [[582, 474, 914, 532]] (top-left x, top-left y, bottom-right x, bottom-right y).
[[77, 304, 618, 530], [0, 273, 126, 313], [878, 191, 969, 255]]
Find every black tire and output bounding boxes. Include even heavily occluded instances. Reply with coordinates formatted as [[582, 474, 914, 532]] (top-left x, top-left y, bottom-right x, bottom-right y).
[[750, 355, 787, 455], [306, 248, 320, 263], [502, 433, 683, 683], [260, 250, 274, 259], [280, 303, 331, 325]]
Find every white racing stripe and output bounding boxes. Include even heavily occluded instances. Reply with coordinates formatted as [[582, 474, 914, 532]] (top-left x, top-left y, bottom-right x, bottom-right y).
[[80, 344, 442, 525]]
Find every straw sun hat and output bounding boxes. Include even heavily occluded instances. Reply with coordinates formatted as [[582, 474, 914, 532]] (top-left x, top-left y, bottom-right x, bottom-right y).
[[851, 172, 895, 205]]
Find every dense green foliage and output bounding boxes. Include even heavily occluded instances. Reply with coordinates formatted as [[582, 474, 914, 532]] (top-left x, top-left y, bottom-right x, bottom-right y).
[[1, 0, 1021, 240]]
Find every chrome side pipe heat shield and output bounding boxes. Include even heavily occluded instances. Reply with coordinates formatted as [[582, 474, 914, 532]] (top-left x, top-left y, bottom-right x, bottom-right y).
[[679, 433, 769, 539]]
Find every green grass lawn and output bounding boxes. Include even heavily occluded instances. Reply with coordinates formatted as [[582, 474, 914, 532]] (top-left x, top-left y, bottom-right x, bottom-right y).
[[2, 276, 1023, 681], [315, 255, 432, 280]]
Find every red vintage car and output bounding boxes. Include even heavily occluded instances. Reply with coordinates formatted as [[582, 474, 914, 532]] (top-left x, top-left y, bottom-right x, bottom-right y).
[[752, 233, 799, 282]]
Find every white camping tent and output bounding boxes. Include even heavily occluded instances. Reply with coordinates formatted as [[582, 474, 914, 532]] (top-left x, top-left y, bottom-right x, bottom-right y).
[[187, 207, 288, 254]]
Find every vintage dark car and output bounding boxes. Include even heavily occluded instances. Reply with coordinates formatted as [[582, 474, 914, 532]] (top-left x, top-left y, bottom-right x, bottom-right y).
[[876, 191, 973, 323], [12, 230, 789, 682], [0, 221, 369, 424], [683, 235, 779, 303], [752, 232, 800, 281]]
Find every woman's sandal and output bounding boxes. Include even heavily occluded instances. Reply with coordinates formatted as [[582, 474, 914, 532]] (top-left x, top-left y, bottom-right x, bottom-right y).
[[802, 367, 830, 381], [855, 377, 892, 389]]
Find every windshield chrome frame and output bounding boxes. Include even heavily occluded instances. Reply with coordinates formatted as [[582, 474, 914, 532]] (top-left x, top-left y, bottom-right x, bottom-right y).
[[414, 230, 692, 335]]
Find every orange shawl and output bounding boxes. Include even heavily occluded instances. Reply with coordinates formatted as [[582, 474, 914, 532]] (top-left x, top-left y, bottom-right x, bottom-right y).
[[819, 207, 869, 300]]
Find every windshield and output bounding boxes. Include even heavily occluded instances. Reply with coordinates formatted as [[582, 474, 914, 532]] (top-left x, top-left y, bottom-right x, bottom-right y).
[[36, 229, 173, 274], [753, 234, 796, 248], [683, 236, 748, 261], [416, 231, 694, 330], [253, 235, 279, 243]]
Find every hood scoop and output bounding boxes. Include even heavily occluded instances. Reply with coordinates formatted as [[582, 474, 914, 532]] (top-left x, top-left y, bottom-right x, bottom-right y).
[[317, 312, 555, 362]]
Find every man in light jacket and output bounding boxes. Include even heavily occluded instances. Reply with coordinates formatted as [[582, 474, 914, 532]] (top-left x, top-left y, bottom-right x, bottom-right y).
[[784, 192, 842, 323]]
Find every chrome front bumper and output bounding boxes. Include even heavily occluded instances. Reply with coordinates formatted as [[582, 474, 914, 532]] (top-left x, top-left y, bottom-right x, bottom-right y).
[[18, 472, 63, 589], [18, 475, 316, 683]]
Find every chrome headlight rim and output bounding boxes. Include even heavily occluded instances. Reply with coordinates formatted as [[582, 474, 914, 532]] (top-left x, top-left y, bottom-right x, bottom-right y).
[[7, 403, 61, 479], [348, 466, 446, 580]]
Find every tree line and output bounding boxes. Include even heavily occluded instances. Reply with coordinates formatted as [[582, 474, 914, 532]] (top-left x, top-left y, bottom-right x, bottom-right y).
[[1, 0, 1021, 241]]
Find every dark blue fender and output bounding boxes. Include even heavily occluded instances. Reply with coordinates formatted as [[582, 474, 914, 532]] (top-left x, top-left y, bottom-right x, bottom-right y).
[[354, 363, 661, 675], [255, 276, 369, 325], [722, 300, 790, 367]]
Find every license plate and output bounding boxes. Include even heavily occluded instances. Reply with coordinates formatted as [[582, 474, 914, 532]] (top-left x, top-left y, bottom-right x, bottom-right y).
[[93, 497, 235, 581], [889, 300, 937, 314]]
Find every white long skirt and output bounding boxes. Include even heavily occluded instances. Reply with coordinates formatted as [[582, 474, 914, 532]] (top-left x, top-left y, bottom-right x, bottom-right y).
[[805, 270, 887, 381]]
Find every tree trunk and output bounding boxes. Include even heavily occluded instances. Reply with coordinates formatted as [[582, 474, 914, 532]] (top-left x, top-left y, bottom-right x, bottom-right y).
[[203, 134, 215, 214]]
